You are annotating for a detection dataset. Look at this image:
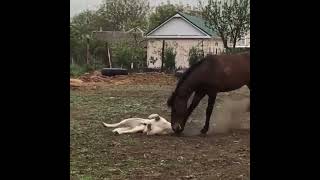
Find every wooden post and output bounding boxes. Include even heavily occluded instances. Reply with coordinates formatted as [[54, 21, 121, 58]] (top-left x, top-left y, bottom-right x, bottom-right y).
[[161, 40, 165, 72], [201, 40, 204, 57], [86, 37, 90, 65], [106, 42, 112, 68], [108, 47, 112, 68]]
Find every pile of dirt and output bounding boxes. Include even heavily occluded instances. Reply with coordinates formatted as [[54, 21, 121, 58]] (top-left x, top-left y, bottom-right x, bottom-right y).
[[73, 71, 177, 86], [70, 78, 84, 89]]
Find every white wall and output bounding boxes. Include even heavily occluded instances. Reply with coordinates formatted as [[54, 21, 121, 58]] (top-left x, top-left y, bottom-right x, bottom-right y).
[[147, 38, 224, 69]]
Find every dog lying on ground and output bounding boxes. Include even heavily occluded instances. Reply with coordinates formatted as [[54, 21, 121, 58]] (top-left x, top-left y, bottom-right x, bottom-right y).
[[102, 114, 173, 135]]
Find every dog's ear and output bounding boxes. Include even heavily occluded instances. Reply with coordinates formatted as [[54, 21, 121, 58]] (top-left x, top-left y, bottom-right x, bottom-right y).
[[155, 116, 160, 121], [148, 114, 159, 119]]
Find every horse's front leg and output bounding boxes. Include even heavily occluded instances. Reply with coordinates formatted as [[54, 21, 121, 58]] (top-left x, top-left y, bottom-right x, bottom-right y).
[[200, 93, 217, 134], [187, 90, 205, 118]]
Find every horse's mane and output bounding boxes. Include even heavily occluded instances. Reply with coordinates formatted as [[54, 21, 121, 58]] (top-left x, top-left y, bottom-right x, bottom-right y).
[[167, 56, 209, 107]]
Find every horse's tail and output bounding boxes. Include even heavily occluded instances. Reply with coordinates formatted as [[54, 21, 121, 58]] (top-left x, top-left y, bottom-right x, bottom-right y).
[[102, 122, 121, 128]]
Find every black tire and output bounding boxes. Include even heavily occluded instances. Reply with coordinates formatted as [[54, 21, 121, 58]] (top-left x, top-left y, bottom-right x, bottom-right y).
[[101, 68, 128, 76]]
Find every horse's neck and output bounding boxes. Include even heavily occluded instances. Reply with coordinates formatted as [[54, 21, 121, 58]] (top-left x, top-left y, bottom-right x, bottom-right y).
[[176, 82, 195, 100]]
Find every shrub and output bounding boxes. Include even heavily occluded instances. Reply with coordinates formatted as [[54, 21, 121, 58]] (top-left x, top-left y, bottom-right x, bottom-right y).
[[70, 64, 95, 77], [163, 46, 176, 71], [113, 42, 146, 70], [70, 64, 87, 77], [188, 46, 204, 66], [224, 47, 250, 54]]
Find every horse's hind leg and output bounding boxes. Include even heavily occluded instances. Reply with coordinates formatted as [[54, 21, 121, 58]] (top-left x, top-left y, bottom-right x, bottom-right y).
[[200, 93, 217, 134]]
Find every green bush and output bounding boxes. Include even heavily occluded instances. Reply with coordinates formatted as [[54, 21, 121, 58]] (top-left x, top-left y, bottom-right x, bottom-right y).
[[224, 47, 250, 54], [113, 42, 146, 69], [70, 64, 95, 77], [188, 46, 204, 66], [164, 46, 176, 70], [70, 64, 86, 77]]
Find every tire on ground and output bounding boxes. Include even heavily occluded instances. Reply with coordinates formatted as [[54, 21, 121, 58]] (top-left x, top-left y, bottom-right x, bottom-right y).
[[101, 68, 128, 76]]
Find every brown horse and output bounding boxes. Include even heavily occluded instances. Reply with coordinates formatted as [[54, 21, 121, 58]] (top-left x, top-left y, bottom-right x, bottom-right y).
[[167, 52, 250, 134]]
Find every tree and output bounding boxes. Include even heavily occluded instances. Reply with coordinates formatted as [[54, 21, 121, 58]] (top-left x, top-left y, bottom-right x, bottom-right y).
[[201, 0, 250, 50], [148, 3, 181, 31], [70, 10, 101, 65], [113, 41, 146, 70], [147, 1, 205, 31], [98, 0, 150, 31]]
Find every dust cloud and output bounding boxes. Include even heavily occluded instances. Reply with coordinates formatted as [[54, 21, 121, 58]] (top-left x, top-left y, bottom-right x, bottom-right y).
[[209, 97, 250, 134]]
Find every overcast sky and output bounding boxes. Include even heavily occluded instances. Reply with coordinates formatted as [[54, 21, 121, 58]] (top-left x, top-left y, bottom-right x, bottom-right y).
[[70, 0, 200, 17]]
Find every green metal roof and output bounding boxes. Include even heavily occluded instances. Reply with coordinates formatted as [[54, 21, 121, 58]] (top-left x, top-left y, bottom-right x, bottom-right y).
[[178, 12, 218, 37]]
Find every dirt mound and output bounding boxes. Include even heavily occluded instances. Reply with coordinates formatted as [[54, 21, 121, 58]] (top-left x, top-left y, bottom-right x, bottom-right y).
[[73, 71, 177, 86], [70, 78, 84, 89]]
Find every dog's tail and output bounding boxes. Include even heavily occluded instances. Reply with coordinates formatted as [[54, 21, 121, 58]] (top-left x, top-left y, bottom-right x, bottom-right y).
[[102, 122, 121, 128]]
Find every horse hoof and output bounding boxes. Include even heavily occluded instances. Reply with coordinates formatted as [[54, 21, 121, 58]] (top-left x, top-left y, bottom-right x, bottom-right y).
[[200, 129, 208, 134]]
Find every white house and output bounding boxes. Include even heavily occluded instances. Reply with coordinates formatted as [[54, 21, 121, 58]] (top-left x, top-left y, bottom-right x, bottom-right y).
[[145, 12, 250, 69]]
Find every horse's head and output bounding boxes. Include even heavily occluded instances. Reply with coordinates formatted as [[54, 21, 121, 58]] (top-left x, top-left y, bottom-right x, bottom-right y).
[[167, 93, 188, 134]]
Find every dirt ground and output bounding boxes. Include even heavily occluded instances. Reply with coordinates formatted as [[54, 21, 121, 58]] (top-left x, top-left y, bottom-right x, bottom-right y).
[[70, 73, 250, 180]]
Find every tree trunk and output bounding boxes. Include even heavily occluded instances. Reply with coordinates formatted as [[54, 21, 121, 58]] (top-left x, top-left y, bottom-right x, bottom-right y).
[[161, 40, 165, 72], [220, 35, 229, 53], [233, 29, 241, 50], [86, 38, 90, 65], [222, 40, 229, 53], [232, 34, 238, 49]]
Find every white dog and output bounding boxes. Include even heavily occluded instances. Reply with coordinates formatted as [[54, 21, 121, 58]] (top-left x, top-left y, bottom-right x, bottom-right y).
[[102, 114, 173, 135]]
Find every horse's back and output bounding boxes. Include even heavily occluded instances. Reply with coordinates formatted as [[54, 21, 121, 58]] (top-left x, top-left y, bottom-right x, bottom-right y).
[[203, 53, 250, 91]]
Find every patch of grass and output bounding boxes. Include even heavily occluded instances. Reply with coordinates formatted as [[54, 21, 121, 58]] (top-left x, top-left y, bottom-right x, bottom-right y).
[[79, 175, 93, 180], [70, 64, 95, 77]]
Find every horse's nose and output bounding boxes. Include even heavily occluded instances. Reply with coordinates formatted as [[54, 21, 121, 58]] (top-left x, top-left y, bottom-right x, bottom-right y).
[[172, 123, 182, 133]]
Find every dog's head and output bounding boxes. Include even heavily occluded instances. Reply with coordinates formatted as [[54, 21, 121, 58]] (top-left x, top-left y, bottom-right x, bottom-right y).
[[148, 114, 160, 121], [144, 114, 173, 135]]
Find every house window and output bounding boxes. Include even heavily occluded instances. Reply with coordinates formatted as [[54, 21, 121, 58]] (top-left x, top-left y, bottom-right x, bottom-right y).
[[215, 42, 218, 46]]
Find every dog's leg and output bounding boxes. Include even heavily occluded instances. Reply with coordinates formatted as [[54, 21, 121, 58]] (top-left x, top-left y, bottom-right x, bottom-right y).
[[103, 118, 142, 128], [112, 127, 130, 134], [117, 125, 145, 134]]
